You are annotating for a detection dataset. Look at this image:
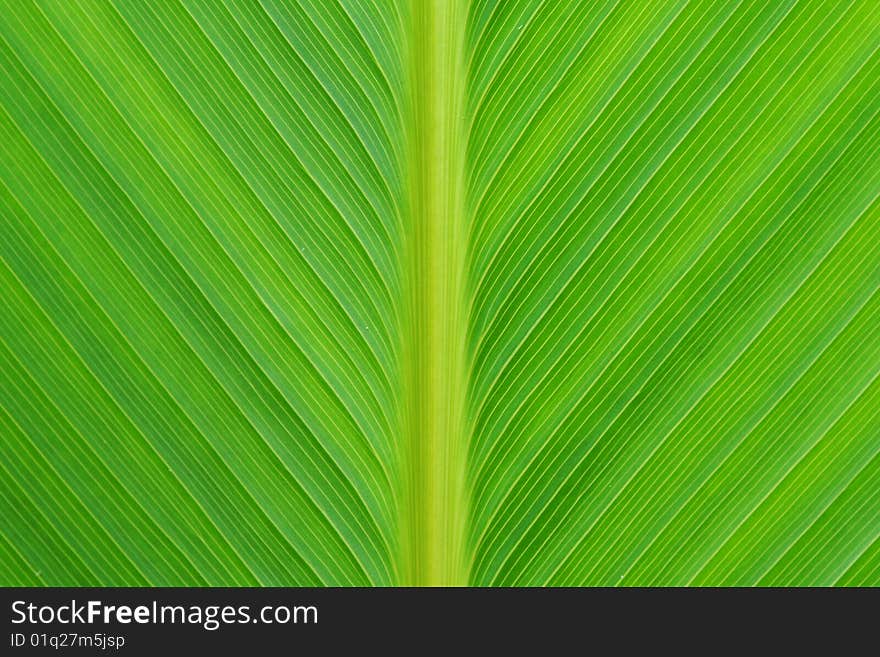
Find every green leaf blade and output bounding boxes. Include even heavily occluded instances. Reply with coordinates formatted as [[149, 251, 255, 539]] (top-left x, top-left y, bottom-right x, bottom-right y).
[[1, 0, 877, 586]]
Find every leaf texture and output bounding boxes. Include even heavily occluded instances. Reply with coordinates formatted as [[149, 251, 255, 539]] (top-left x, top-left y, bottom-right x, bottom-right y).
[[0, 0, 878, 586]]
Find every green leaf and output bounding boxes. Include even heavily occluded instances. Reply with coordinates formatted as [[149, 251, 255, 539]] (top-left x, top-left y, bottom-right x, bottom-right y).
[[1, 0, 878, 586]]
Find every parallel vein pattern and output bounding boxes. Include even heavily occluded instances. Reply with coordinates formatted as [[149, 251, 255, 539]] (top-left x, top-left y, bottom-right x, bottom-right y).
[[1, 0, 405, 586], [464, 0, 880, 586], [1, 0, 878, 586]]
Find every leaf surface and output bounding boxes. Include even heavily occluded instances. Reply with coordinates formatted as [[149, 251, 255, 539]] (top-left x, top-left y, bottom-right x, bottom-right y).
[[1, 0, 878, 586]]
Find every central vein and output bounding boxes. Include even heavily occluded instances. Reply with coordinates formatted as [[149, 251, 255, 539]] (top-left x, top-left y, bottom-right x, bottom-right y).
[[398, 0, 470, 586]]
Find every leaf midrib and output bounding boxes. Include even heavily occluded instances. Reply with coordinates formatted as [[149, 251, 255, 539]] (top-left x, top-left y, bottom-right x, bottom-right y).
[[397, 0, 470, 586]]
